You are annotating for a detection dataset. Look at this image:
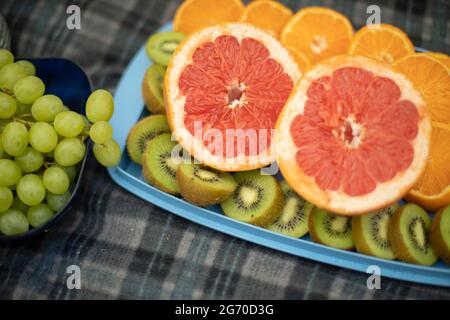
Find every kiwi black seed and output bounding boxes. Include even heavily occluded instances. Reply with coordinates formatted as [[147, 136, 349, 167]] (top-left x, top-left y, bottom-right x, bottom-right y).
[[352, 204, 399, 260], [142, 64, 166, 114], [388, 203, 438, 266], [142, 133, 180, 194], [126, 115, 170, 165], [177, 163, 237, 207], [268, 180, 313, 238], [145, 31, 186, 66], [309, 208, 354, 250], [220, 170, 284, 227], [430, 204, 450, 265]]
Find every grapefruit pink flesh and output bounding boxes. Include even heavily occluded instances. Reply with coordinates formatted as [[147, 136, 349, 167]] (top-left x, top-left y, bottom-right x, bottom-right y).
[[178, 35, 294, 158], [290, 66, 420, 197]]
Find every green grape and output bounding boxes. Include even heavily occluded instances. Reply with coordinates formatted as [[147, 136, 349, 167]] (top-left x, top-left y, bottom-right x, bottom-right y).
[[46, 191, 71, 212], [29, 122, 58, 153], [11, 196, 29, 213], [54, 138, 86, 166], [0, 63, 27, 93], [62, 105, 70, 112], [0, 136, 3, 158], [53, 111, 85, 137], [0, 186, 13, 212], [1, 121, 29, 156], [17, 174, 46, 206], [31, 94, 63, 122], [43, 166, 69, 195], [13, 76, 45, 104], [27, 203, 54, 228], [86, 89, 114, 123], [89, 121, 113, 144], [57, 165, 77, 181], [0, 118, 11, 133], [0, 92, 17, 118], [0, 159, 21, 187], [14, 101, 32, 117], [81, 114, 90, 127], [14, 147, 43, 173], [93, 139, 121, 167], [0, 49, 14, 70], [0, 209, 29, 236], [15, 60, 36, 76]]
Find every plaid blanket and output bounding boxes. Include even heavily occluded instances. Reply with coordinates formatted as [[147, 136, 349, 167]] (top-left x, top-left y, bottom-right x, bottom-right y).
[[0, 0, 449, 300]]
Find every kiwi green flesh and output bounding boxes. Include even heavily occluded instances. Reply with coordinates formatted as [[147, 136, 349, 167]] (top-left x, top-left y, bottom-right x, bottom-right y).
[[220, 170, 284, 227], [145, 64, 165, 106], [126, 115, 170, 164], [179, 164, 236, 192], [142, 133, 180, 194], [430, 205, 450, 265], [310, 208, 354, 250], [352, 204, 398, 260], [268, 181, 313, 238], [146, 31, 186, 66], [390, 204, 437, 265], [177, 164, 237, 206]]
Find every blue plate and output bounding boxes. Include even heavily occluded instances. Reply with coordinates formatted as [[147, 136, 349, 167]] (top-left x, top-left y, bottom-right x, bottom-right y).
[[0, 58, 92, 242], [108, 22, 450, 287]]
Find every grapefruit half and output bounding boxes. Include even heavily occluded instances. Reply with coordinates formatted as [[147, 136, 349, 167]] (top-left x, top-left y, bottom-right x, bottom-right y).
[[165, 23, 300, 171], [276, 56, 431, 215]]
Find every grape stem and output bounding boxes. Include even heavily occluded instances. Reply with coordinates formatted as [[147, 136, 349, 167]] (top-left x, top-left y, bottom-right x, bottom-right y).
[[13, 117, 34, 127], [44, 161, 56, 168]]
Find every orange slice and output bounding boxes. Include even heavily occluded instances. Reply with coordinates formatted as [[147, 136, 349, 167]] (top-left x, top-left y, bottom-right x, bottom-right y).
[[280, 7, 354, 65], [240, 0, 293, 39], [406, 122, 450, 211], [286, 46, 311, 73], [173, 0, 245, 35], [276, 55, 431, 215], [393, 53, 450, 123], [424, 52, 450, 69], [165, 23, 300, 171], [349, 24, 414, 64]]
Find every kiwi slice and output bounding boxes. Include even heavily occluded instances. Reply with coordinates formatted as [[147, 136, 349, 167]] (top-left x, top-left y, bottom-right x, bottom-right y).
[[142, 133, 180, 194], [126, 115, 170, 164], [309, 208, 354, 250], [268, 181, 314, 238], [352, 204, 399, 260], [145, 32, 185, 66], [177, 163, 237, 207], [220, 170, 284, 227], [142, 64, 166, 114], [430, 205, 450, 265], [389, 203, 438, 266]]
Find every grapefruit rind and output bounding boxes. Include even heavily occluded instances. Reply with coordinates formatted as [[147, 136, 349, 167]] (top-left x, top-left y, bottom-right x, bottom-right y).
[[276, 55, 431, 215], [165, 23, 301, 171]]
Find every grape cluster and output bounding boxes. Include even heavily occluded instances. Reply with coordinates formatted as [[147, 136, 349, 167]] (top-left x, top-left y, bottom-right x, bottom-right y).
[[0, 49, 121, 236]]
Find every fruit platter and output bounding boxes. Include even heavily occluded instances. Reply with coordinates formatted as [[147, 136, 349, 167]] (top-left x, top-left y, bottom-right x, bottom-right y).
[[107, 0, 450, 287], [1, 0, 446, 287]]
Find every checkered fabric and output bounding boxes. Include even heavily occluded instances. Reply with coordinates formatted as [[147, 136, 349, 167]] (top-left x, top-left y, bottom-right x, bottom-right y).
[[0, 0, 449, 300]]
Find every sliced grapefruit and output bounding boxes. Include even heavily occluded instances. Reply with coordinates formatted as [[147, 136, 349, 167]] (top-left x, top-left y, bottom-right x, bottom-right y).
[[276, 56, 431, 215], [165, 23, 300, 171]]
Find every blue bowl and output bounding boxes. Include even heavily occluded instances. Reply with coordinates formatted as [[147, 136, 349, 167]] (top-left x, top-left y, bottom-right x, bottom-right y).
[[0, 58, 92, 241]]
